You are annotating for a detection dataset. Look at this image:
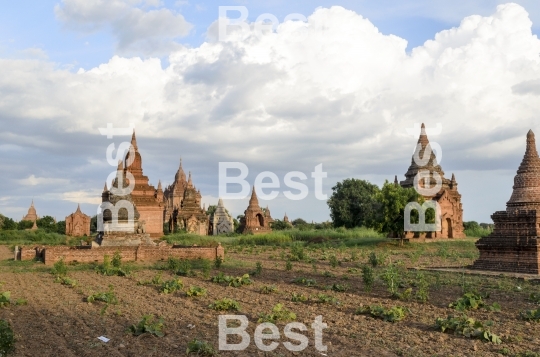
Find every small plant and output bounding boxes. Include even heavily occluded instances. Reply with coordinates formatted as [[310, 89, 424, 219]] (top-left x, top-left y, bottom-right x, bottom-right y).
[[356, 305, 408, 322], [186, 286, 207, 297], [159, 278, 184, 294], [293, 277, 317, 287], [0, 291, 11, 308], [285, 260, 292, 271], [260, 285, 278, 294], [137, 273, 164, 286], [381, 264, 401, 297], [258, 303, 296, 323], [520, 308, 540, 322], [291, 292, 309, 303], [129, 314, 165, 337], [96, 254, 130, 276], [528, 293, 540, 304], [51, 258, 68, 277], [54, 276, 77, 288], [322, 271, 335, 278], [253, 261, 263, 276], [186, 339, 217, 356], [436, 315, 502, 344], [15, 298, 27, 306], [211, 272, 229, 284], [111, 251, 122, 268], [228, 274, 252, 287], [415, 272, 430, 303], [330, 283, 349, 292], [289, 245, 306, 261], [315, 294, 339, 305], [329, 255, 339, 268], [175, 259, 193, 276], [362, 265, 374, 292], [87, 285, 118, 305], [0, 319, 15, 356], [449, 292, 501, 312], [214, 255, 223, 269], [209, 298, 240, 311]]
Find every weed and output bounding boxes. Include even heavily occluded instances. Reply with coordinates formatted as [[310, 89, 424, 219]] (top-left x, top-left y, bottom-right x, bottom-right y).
[[520, 308, 540, 322], [291, 292, 309, 303], [356, 305, 408, 322], [436, 315, 501, 344], [322, 271, 335, 278], [210, 273, 252, 287], [175, 259, 193, 276], [329, 283, 349, 292], [137, 273, 164, 286], [449, 292, 501, 312], [214, 256, 223, 269], [289, 245, 306, 261], [209, 298, 241, 311], [285, 260, 292, 271], [96, 254, 130, 276], [362, 265, 374, 292], [51, 258, 68, 277], [315, 294, 339, 305], [293, 277, 317, 287], [251, 261, 263, 276], [15, 298, 27, 306], [54, 276, 77, 288], [381, 264, 401, 297], [186, 339, 217, 356], [415, 272, 430, 303], [0, 319, 15, 356], [129, 314, 165, 337], [186, 286, 207, 297], [159, 279, 184, 294], [329, 255, 339, 268], [86, 285, 118, 314], [529, 293, 540, 304], [258, 303, 296, 323], [260, 285, 278, 294], [0, 291, 11, 308]]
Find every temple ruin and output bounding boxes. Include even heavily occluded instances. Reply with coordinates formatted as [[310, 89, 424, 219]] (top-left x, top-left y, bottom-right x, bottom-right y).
[[22, 200, 39, 223], [65, 204, 91, 237], [210, 198, 234, 235], [240, 186, 274, 234], [398, 123, 465, 239], [473, 130, 540, 274]]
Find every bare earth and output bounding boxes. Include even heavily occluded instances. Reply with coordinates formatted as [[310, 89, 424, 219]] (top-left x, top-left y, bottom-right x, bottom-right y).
[[1, 244, 540, 357]]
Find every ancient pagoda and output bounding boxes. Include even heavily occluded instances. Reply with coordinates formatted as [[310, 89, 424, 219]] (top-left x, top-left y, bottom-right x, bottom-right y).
[[399, 123, 465, 239], [473, 130, 540, 274], [211, 198, 234, 235], [22, 200, 39, 223], [240, 186, 274, 234], [123, 130, 164, 237], [169, 172, 208, 235], [65, 204, 91, 237]]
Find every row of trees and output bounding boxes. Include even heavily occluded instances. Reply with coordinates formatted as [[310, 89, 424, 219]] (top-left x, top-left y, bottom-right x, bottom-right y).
[[0, 213, 66, 234]]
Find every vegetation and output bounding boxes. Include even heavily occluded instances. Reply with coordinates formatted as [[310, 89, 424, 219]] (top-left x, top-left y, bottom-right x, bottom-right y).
[[291, 292, 309, 303], [129, 315, 165, 337], [210, 272, 252, 287], [292, 277, 317, 287], [260, 285, 278, 294], [0, 319, 15, 356], [186, 339, 217, 356], [258, 303, 296, 323], [209, 298, 240, 311], [54, 276, 77, 288], [436, 315, 502, 344], [95, 253, 130, 276], [362, 265, 374, 292], [449, 292, 501, 312], [159, 279, 184, 294], [51, 258, 68, 277], [520, 308, 540, 322], [356, 305, 409, 322], [186, 286, 207, 297]]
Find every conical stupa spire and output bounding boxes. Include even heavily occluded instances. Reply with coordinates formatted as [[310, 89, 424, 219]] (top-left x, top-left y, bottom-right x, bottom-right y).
[[157, 180, 162, 191], [187, 171, 193, 187], [507, 130, 540, 211], [103, 182, 108, 192], [249, 185, 259, 207], [131, 129, 138, 149], [394, 175, 399, 186], [218, 198, 224, 207], [76, 203, 81, 212]]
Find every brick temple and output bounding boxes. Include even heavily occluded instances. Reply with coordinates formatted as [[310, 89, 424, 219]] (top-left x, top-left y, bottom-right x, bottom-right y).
[[399, 123, 465, 239], [240, 186, 274, 234], [473, 130, 540, 274], [65, 204, 91, 237]]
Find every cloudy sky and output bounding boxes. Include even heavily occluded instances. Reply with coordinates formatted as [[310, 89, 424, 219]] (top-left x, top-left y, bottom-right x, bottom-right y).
[[2, 1, 540, 224]]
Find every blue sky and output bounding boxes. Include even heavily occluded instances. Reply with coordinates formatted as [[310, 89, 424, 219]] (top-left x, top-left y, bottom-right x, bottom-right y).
[[2, 1, 540, 224]]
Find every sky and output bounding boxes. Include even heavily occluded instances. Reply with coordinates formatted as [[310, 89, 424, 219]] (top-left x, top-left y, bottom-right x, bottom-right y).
[[1, 1, 540, 224]]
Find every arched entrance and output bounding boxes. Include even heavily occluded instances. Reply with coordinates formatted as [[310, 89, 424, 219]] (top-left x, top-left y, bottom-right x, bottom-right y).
[[256, 213, 264, 226], [446, 218, 453, 238]]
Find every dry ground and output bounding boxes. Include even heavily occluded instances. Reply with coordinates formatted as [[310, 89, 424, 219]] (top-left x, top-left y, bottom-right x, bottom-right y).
[[1, 241, 540, 357]]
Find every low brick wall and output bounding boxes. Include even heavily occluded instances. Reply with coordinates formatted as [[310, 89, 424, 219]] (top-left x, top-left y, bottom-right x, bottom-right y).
[[18, 244, 224, 266]]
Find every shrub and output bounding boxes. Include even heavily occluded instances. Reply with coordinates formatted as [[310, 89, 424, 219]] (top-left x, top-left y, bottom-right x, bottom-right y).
[[210, 273, 252, 287], [285, 260, 292, 271], [54, 276, 77, 288], [520, 308, 540, 322], [380, 264, 401, 297], [159, 279, 184, 294], [362, 265, 374, 292], [0, 319, 15, 356], [214, 256, 223, 269], [415, 272, 429, 303], [175, 259, 192, 276], [329, 283, 349, 292], [87, 285, 118, 305], [129, 315, 165, 337], [449, 292, 501, 312], [253, 262, 263, 276], [529, 293, 540, 304], [137, 273, 164, 286], [329, 255, 339, 268], [356, 305, 408, 322], [258, 304, 296, 323], [315, 294, 338, 305], [293, 277, 317, 287], [289, 245, 306, 261], [186, 339, 217, 356], [436, 315, 502, 344], [291, 292, 309, 303], [96, 254, 130, 276], [51, 258, 68, 277], [186, 286, 207, 297], [0, 291, 11, 308], [209, 298, 240, 311], [260, 285, 278, 294]]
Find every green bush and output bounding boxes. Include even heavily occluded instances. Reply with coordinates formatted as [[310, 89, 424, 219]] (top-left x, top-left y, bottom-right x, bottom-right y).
[[260, 285, 278, 294], [95, 254, 130, 276], [356, 305, 408, 322], [186, 286, 207, 297], [129, 315, 165, 337], [436, 315, 501, 344], [449, 292, 501, 312], [159, 279, 184, 294], [293, 277, 317, 287], [0, 319, 15, 356], [520, 308, 540, 322], [186, 339, 217, 356], [291, 292, 309, 303], [209, 298, 240, 311], [362, 265, 374, 292], [258, 304, 296, 323], [54, 276, 77, 288], [51, 258, 68, 277]]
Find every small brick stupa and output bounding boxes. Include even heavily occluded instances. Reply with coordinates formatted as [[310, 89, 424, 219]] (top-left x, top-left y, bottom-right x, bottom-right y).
[[240, 186, 273, 234], [473, 130, 540, 274]]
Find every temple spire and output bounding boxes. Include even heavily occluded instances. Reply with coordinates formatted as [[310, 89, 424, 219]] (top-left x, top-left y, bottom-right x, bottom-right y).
[[76, 204, 81, 213], [188, 171, 193, 187], [103, 182, 108, 192], [249, 185, 259, 207], [157, 180, 162, 191], [131, 129, 138, 150], [394, 175, 398, 186]]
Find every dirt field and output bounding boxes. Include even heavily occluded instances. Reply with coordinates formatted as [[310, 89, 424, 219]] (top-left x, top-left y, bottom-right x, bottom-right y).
[[1, 241, 540, 357]]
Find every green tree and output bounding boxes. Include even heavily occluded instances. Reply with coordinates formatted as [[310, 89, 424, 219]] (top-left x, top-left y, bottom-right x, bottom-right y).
[[18, 220, 34, 230], [0, 214, 16, 230], [327, 179, 381, 228], [270, 219, 291, 230], [376, 180, 422, 237], [56, 220, 66, 235], [36, 216, 57, 232], [206, 205, 217, 216], [463, 221, 480, 231], [90, 215, 98, 232]]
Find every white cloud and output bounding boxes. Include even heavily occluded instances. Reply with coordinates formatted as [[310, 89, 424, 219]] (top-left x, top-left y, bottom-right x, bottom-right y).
[[61, 190, 102, 204], [20, 175, 70, 186], [2, 3, 540, 222], [54, 0, 192, 55]]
